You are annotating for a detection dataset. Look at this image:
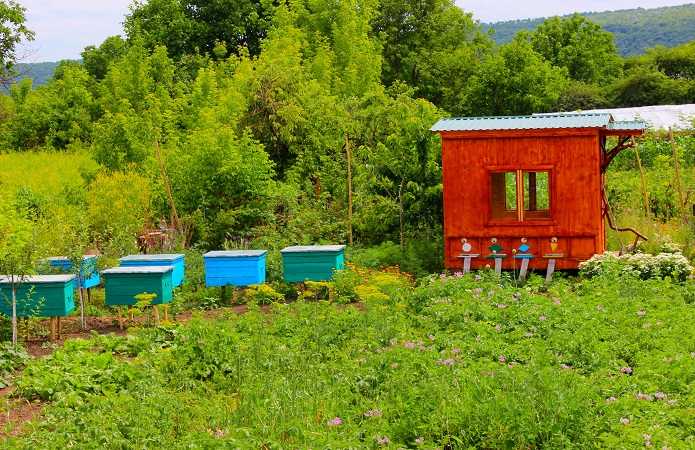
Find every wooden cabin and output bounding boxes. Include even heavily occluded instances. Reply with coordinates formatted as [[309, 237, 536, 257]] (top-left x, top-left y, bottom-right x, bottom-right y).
[[430, 113, 645, 274]]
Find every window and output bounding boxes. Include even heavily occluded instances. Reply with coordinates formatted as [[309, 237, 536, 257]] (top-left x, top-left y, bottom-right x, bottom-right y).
[[490, 170, 551, 221]]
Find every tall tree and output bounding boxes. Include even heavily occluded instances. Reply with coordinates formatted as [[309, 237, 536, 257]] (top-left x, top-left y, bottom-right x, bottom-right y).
[[0, 0, 34, 86], [528, 14, 623, 85], [372, 0, 492, 113], [124, 0, 271, 61], [464, 37, 569, 116], [1, 62, 98, 151], [354, 86, 442, 249], [81, 35, 128, 81]]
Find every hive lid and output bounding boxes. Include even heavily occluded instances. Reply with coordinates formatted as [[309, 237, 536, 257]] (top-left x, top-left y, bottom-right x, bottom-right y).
[[0, 274, 76, 284], [47, 255, 98, 262], [203, 250, 267, 258], [102, 266, 175, 274], [119, 254, 184, 262], [280, 245, 346, 253]]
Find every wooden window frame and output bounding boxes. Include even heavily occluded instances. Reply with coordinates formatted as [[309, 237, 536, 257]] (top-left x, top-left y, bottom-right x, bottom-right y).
[[486, 165, 555, 225]]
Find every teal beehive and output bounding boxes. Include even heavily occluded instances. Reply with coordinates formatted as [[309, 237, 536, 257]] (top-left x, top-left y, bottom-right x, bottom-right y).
[[102, 266, 174, 306], [280, 245, 346, 282], [203, 250, 266, 286], [47, 255, 100, 289], [118, 254, 185, 287], [0, 275, 76, 317]]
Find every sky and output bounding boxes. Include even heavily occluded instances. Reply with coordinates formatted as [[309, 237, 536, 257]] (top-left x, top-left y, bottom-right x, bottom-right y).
[[16, 0, 693, 63]]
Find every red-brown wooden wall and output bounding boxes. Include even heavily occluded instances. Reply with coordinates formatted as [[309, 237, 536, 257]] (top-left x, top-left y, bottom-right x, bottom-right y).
[[441, 128, 605, 270]]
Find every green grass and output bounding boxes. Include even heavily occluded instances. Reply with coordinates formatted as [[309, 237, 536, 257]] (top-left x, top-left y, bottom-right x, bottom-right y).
[[3, 268, 695, 449]]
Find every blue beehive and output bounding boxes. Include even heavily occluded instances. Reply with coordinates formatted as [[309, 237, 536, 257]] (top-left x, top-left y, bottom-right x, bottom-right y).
[[0, 275, 76, 317], [280, 245, 346, 282], [102, 266, 174, 306], [47, 255, 100, 289], [203, 250, 267, 286], [118, 254, 185, 287]]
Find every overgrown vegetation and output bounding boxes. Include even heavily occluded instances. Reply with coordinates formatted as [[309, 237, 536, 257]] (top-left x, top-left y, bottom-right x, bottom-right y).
[[1, 2, 695, 446], [2, 268, 695, 448]]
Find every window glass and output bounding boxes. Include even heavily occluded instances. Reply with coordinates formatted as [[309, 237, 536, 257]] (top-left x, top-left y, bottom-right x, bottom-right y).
[[491, 170, 551, 220], [524, 172, 549, 211], [505, 172, 517, 210]]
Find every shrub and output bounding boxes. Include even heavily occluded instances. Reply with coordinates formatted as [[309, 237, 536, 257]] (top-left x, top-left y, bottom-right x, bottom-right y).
[[579, 250, 693, 281]]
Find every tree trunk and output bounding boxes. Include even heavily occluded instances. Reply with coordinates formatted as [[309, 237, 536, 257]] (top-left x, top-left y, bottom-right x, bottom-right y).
[[399, 177, 405, 252]]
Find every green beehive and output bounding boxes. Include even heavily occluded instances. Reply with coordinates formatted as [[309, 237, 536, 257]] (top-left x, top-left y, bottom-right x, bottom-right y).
[[0, 275, 76, 317], [102, 266, 174, 306], [280, 245, 346, 282]]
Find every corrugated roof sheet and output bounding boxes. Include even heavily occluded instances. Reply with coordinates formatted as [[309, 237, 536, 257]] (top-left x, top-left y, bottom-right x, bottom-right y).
[[608, 120, 646, 131], [430, 113, 613, 132]]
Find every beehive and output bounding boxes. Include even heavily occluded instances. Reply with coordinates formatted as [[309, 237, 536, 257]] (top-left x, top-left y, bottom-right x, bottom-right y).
[[47, 255, 100, 289], [280, 245, 346, 282], [101, 266, 174, 306], [0, 275, 76, 317], [203, 250, 267, 286], [118, 254, 185, 287]]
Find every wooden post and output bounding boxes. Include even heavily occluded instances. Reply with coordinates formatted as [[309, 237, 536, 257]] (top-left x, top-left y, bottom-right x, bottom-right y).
[[519, 258, 530, 279], [163, 305, 168, 322], [632, 137, 650, 222], [546, 259, 556, 283], [669, 127, 687, 223], [494, 258, 503, 276], [49, 317, 56, 342], [153, 306, 160, 326], [346, 134, 353, 246], [155, 140, 182, 234], [117, 306, 123, 330]]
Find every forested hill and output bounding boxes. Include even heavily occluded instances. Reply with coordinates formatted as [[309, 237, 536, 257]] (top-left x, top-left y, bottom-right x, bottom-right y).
[[484, 3, 695, 57], [12, 61, 63, 87]]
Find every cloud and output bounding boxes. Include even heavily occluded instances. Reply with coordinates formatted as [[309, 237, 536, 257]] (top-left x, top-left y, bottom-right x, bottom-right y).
[[20, 0, 133, 62]]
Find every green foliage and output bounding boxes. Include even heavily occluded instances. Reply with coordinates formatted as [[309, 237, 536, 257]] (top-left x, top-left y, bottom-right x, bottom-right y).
[[13, 339, 139, 404], [0, 0, 34, 78], [372, 0, 493, 114], [7, 273, 695, 448], [124, 0, 271, 61], [579, 251, 693, 282], [85, 169, 152, 255], [485, 4, 695, 58], [80, 35, 128, 81], [4, 61, 97, 151], [464, 36, 569, 115], [0, 340, 31, 388], [529, 14, 623, 85]]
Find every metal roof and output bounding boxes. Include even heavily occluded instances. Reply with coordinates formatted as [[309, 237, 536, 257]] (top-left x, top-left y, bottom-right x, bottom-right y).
[[430, 113, 616, 132], [608, 120, 646, 131]]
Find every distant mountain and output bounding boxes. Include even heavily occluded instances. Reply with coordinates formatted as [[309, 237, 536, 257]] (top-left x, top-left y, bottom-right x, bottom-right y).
[[482, 3, 695, 57], [9, 61, 64, 88]]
